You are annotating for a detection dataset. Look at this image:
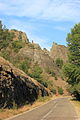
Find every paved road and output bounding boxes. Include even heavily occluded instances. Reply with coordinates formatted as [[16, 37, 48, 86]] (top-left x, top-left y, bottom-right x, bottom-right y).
[[7, 97, 79, 120]]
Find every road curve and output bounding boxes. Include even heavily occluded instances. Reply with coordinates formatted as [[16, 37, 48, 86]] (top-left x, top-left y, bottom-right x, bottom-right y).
[[6, 97, 79, 120]]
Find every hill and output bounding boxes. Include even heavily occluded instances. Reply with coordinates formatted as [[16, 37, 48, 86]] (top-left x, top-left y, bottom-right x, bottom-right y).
[[50, 42, 68, 63], [0, 21, 69, 105], [0, 56, 49, 108]]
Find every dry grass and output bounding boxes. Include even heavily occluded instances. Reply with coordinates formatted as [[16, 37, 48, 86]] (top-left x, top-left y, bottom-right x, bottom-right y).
[[0, 95, 67, 120], [70, 99, 80, 118], [0, 96, 53, 120]]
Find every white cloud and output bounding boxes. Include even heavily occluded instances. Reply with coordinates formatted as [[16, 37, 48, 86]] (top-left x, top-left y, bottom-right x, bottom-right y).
[[0, 0, 80, 21]]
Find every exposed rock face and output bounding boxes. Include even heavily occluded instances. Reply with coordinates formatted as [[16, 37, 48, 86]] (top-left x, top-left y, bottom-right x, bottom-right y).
[[43, 48, 49, 55], [0, 57, 49, 108], [18, 43, 54, 71], [50, 42, 68, 63], [10, 29, 29, 43]]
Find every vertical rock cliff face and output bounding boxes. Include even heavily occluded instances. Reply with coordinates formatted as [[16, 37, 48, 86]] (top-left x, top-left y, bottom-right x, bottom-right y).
[[50, 42, 68, 63], [0, 57, 49, 108], [17, 43, 54, 71]]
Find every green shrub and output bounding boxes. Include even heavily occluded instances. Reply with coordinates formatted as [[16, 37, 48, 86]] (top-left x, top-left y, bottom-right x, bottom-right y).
[[54, 76, 58, 80], [19, 59, 31, 73], [56, 58, 63, 68], [12, 40, 23, 52], [0, 21, 14, 50], [29, 63, 43, 79], [51, 88, 56, 94], [0, 50, 10, 61], [58, 87, 63, 95], [46, 67, 56, 77], [29, 63, 51, 88], [38, 79, 49, 88]]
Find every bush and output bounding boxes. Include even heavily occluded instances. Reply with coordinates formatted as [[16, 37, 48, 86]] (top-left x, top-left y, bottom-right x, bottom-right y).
[[56, 58, 63, 68], [0, 21, 14, 50], [46, 67, 56, 77], [29, 63, 43, 79], [51, 88, 56, 94], [0, 50, 11, 61], [19, 59, 31, 74], [58, 87, 63, 95], [12, 40, 23, 52], [38, 79, 49, 88], [63, 64, 80, 85], [29, 63, 53, 88]]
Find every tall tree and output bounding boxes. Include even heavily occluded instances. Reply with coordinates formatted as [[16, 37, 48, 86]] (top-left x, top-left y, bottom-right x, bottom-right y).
[[63, 23, 80, 100], [0, 20, 14, 50], [66, 23, 80, 66]]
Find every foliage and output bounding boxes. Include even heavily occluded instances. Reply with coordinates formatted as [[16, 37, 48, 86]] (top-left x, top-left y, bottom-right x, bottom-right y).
[[63, 64, 80, 85], [69, 83, 80, 100], [12, 40, 23, 52], [37, 96, 51, 102], [58, 87, 63, 95], [19, 61, 30, 74], [28, 43, 34, 49], [46, 67, 58, 80], [63, 23, 80, 100], [51, 88, 56, 94], [66, 23, 80, 66], [0, 20, 14, 50], [29, 63, 51, 88], [29, 63, 43, 79], [46, 68, 55, 76], [0, 50, 11, 61], [38, 79, 49, 88], [56, 58, 63, 68]]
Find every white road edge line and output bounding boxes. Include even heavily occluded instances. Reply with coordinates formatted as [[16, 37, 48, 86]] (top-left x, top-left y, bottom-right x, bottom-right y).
[[41, 102, 58, 120], [41, 110, 53, 120], [5, 97, 60, 120]]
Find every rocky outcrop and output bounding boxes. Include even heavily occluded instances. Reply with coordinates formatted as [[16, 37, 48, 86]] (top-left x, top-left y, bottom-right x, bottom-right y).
[[17, 43, 54, 71], [10, 29, 29, 43], [0, 57, 49, 108], [50, 42, 68, 63]]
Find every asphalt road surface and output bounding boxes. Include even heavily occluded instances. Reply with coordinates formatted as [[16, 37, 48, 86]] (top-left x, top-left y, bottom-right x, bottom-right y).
[[7, 97, 79, 120]]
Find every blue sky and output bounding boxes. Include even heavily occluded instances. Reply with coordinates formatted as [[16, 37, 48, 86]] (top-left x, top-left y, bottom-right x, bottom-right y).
[[0, 0, 80, 50]]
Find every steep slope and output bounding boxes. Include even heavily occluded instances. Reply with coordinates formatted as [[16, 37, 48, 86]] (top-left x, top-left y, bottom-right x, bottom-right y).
[[0, 28, 68, 95], [0, 56, 49, 108], [18, 43, 54, 71], [50, 42, 68, 63], [0, 29, 55, 73]]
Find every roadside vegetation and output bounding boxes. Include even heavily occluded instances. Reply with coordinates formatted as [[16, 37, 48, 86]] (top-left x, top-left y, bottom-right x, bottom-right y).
[[0, 96, 53, 120], [58, 87, 64, 95], [63, 23, 80, 100]]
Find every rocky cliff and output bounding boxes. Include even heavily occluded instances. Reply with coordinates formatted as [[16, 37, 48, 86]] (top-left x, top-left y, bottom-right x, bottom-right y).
[[50, 42, 68, 63], [0, 57, 49, 108], [0, 28, 69, 100], [10, 29, 29, 43]]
